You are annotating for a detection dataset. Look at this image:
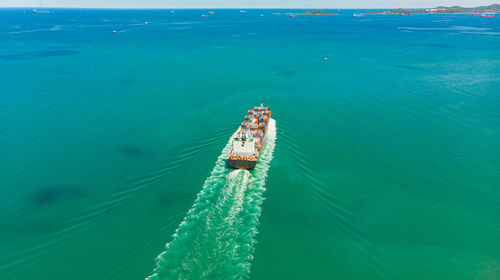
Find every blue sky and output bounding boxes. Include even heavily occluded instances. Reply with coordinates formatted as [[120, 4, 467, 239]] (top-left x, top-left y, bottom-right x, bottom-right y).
[[0, 0, 496, 8]]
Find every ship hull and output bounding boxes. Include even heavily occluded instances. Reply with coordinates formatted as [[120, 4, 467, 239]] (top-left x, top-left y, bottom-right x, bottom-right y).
[[228, 158, 257, 169]]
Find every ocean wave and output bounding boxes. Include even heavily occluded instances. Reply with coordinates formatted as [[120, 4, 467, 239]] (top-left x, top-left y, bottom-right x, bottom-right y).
[[164, 21, 202, 25], [461, 31, 500, 36], [6, 25, 63, 34]]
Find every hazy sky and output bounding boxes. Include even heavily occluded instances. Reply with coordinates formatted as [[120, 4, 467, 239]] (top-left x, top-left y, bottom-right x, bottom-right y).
[[0, 0, 496, 9]]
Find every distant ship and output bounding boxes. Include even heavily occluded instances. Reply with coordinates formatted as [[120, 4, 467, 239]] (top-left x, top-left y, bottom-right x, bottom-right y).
[[240, 10, 247, 13], [401, 13, 412, 16], [353, 13, 365, 17], [228, 105, 271, 169], [480, 13, 495, 17], [33, 9, 51, 13]]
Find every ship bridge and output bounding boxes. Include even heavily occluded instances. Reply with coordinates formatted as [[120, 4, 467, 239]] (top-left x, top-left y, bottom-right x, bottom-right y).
[[232, 138, 256, 157]]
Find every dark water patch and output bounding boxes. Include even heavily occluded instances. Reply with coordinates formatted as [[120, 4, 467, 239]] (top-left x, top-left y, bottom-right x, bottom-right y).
[[0, 53, 33, 60], [119, 146, 144, 157], [427, 43, 453, 49], [0, 49, 78, 60], [32, 186, 85, 207], [395, 65, 424, 71], [33, 189, 60, 206], [52, 68, 73, 75], [36, 50, 78, 58], [119, 78, 133, 85], [271, 67, 296, 77], [276, 69, 296, 77]]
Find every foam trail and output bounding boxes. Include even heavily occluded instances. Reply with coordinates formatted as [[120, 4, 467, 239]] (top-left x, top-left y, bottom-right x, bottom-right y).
[[147, 119, 277, 280]]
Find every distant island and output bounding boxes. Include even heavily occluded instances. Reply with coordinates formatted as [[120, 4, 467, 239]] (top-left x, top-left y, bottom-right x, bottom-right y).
[[290, 10, 338, 15], [364, 4, 499, 14]]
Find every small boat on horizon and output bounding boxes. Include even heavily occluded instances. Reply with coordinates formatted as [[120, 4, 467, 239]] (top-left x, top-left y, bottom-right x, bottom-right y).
[[33, 9, 51, 13], [240, 10, 247, 13], [480, 13, 495, 17], [353, 13, 365, 17], [401, 13, 412, 16]]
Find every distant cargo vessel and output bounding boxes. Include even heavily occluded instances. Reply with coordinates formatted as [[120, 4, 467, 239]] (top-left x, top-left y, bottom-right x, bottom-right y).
[[228, 105, 271, 169]]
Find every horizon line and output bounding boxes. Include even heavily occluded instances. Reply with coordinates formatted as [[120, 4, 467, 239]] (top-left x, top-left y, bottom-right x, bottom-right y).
[[1, 5, 498, 10]]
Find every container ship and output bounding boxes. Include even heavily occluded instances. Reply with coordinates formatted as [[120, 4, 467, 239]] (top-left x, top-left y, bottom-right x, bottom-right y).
[[228, 105, 271, 169]]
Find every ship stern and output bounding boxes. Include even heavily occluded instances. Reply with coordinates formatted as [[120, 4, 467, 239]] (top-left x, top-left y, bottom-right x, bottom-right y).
[[228, 158, 257, 169]]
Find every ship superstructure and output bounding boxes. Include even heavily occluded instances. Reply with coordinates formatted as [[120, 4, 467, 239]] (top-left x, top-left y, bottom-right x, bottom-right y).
[[228, 105, 271, 169]]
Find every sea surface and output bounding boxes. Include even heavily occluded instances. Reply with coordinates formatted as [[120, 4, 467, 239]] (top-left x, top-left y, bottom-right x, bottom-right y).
[[0, 8, 499, 280]]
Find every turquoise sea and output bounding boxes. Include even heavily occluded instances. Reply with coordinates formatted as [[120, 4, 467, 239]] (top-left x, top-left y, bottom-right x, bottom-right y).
[[1, 8, 499, 280]]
